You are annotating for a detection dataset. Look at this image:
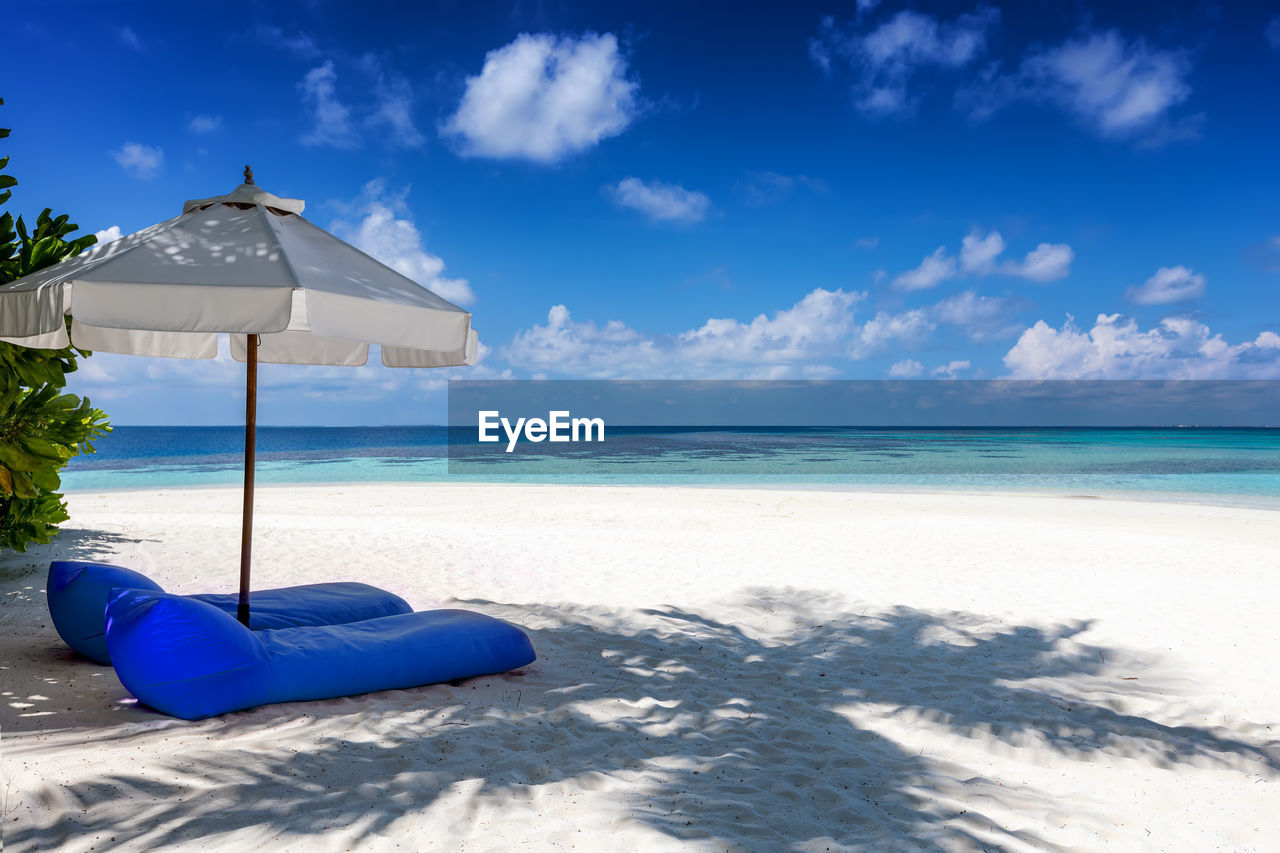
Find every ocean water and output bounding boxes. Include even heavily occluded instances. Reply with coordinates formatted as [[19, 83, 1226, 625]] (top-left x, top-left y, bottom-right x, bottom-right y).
[[60, 426, 1280, 506]]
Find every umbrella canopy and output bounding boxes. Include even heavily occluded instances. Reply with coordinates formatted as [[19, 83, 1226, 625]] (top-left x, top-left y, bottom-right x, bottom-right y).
[[0, 172, 476, 367], [0, 168, 477, 623]]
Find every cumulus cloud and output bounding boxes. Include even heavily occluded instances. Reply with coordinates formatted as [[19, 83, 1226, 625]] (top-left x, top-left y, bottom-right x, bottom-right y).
[[112, 142, 163, 179], [1005, 242, 1074, 281], [187, 114, 223, 134], [504, 289, 867, 378], [443, 32, 639, 163], [1126, 265, 1206, 305], [893, 246, 956, 291], [810, 6, 999, 115], [888, 358, 923, 377], [852, 309, 935, 357], [1003, 314, 1280, 378], [681, 289, 863, 366], [330, 180, 474, 306], [505, 305, 655, 377], [299, 61, 359, 149], [94, 226, 123, 245], [931, 360, 971, 377], [960, 30, 1195, 143], [945, 228, 1073, 282], [960, 229, 1005, 273], [608, 178, 711, 223], [931, 290, 1022, 341]]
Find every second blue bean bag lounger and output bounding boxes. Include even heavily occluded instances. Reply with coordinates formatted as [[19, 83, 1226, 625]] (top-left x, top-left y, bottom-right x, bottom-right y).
[[105, 589, 537, 719], [47, 561, 412, 665]]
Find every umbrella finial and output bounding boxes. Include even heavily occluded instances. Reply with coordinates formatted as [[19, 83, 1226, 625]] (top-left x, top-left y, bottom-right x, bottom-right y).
[[244, 165, 255, 186]]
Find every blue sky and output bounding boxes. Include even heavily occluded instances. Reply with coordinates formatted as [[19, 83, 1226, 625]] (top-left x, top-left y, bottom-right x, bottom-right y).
[[6, 0, 1280, 424]]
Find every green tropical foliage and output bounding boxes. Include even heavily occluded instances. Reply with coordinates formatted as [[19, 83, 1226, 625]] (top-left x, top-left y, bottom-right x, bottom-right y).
[[1, 96, 111, 552]]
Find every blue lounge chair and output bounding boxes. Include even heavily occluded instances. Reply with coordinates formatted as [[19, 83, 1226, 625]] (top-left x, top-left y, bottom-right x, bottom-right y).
[[105, 589, 537, 719], [47, 561, 412, 665]]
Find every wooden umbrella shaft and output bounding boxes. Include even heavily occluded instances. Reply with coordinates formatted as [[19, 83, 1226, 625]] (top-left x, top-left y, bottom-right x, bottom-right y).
[[237, 334, 258, 625]]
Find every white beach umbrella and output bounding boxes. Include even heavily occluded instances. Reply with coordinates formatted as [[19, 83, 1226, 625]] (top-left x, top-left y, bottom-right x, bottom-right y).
[[0, 167, 478, 623]]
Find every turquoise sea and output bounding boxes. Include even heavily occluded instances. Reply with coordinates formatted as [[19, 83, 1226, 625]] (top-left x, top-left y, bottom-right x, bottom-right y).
[[61, 426, 1280, 507]]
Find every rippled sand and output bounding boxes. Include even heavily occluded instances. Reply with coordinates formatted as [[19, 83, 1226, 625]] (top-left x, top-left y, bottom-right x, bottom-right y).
[[2, 485, 1278, 851]]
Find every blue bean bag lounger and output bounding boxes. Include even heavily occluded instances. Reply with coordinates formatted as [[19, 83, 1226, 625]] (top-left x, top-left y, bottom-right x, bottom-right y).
[[47, 561, 413, 665], [104, 589, 537, 719]]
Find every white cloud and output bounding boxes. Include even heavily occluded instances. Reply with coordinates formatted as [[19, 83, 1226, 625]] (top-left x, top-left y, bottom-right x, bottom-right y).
[[852, 309, 935, 357], [933, 228, 1073, 282], [931, 359, 971, 377], [961, 30, 1194, 142], [505, 305, 655, 377], [1004, 242, 1073, 282], [330, 180, 474, 306], [681, 289, 863, 366], [94, 226, 123, 245], [112, 142, 163, 180], [888, 358, 923, 377], [1003, 314, 1280, 378], [1126, 265, 1206, 305], [810, 7, 999, 115], [443, 32, 639, 163], [608, 178, 711, 223], [893, 246, 956, 291], [505, 288, 866, 378], [960, 229, 1005, 272], [931, 290, 1021, 341], [299, 61, 359, 149], [187, 114, 223, 134]]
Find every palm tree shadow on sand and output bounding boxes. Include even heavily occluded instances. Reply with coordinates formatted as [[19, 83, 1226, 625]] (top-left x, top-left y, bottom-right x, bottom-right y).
[[9, 587, 1280, 851]]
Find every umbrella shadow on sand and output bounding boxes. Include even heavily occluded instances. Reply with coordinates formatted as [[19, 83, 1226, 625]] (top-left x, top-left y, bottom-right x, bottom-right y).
[[7, 587, 1280, 851], [1, 533, 159, 739]]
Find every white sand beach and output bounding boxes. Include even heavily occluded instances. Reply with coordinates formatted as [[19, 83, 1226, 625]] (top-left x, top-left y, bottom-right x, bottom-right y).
[[2, 484, 1279, 851]]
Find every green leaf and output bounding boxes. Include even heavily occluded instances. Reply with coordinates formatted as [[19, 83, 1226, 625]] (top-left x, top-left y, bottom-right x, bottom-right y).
[[0, 442, 45, 472], [10, 470, 37, 500], [22, 437, 66, 461], [31, 468, 60, 491]]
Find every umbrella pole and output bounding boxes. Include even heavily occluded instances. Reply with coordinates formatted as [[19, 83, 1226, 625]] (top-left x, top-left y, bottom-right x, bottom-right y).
[[237, 334, 259, 626]]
